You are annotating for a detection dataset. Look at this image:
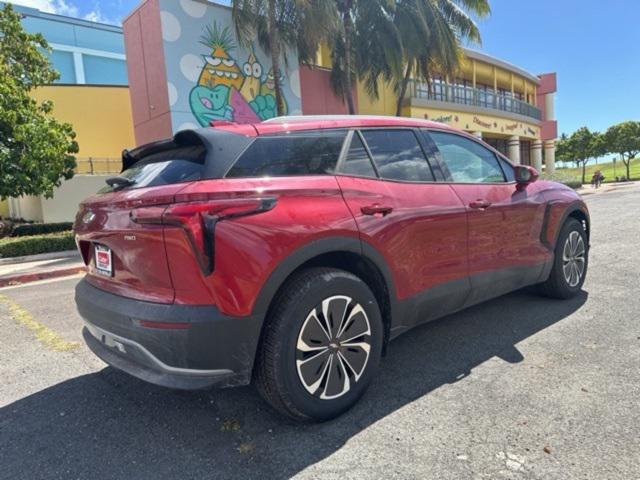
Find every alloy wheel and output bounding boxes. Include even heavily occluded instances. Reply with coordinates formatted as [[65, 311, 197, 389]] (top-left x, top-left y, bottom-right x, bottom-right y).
[[295, 295, 372, 400], [562, 231, 586, 287]]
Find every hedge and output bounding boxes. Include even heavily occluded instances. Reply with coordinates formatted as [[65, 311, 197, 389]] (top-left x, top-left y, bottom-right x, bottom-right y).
[[541, 171, 582, 190], [11, 222, 73, 237], [0, 232, 76, 258]]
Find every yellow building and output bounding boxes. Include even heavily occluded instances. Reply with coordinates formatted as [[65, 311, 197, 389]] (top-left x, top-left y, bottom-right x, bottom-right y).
[[311, 47, 558, 172], [3, 4, 134, 222]]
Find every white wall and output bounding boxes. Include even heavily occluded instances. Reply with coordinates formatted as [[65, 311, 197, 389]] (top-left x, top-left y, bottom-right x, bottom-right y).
[[40, 175, 109, 223]]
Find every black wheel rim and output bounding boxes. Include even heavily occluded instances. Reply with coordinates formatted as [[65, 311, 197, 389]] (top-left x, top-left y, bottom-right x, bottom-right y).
[[295, 295, 372, 400]]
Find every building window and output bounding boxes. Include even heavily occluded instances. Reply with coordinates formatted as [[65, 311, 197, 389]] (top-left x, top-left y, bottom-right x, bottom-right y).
[[83, 55, 128, 85], [49, 50, 76, 83]]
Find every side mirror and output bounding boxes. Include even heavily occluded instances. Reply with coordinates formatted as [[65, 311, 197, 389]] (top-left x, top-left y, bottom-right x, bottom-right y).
[[514, 165, 539, 187]]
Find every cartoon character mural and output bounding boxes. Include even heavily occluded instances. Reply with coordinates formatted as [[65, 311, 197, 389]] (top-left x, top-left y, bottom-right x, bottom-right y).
[[189, 21, 288, 127]]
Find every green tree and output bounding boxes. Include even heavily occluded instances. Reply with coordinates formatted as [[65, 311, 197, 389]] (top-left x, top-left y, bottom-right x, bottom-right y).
[[393, 0, 490, 116], [232, 0, 329, 116], [556, 127, 601, 184], [340, 0, 402, 114], [0, 4, 78, 200], [605, 121, 640, 180]]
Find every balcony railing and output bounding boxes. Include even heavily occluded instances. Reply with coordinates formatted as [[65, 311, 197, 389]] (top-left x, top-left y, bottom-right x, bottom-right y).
[[75, 158, 121, 175], [408, 81, 542, 121]]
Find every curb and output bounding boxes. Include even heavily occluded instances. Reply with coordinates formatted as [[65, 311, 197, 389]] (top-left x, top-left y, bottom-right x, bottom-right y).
[[0, 250, 80, 266], [0, 266, 86, 288]]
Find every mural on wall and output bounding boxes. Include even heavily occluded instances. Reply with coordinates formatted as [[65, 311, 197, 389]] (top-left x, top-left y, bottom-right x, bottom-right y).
[[160, 0, 301, 132]]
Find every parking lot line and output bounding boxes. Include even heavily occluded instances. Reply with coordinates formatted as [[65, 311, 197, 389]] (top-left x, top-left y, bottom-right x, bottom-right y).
[[0, 294, 80, 352]]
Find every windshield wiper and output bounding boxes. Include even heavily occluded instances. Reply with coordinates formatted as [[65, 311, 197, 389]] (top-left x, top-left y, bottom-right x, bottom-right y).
[[105, 176, 135, 189]]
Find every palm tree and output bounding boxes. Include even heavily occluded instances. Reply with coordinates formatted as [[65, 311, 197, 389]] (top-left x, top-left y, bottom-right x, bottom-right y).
[[328, 0, 402, 114], [393, 0, 490, 116], [233, 0, 329, 116]]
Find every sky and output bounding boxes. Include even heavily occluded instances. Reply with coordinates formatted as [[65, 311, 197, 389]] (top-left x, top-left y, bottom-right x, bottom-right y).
[[4, 0, 640, 137]]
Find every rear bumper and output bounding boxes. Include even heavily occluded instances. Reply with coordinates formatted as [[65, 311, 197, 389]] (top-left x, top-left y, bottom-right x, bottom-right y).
[[75, 278, 262, 389]]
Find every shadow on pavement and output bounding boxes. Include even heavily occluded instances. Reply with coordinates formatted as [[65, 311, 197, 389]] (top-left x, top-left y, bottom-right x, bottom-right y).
[[0, 289, 587, 479]]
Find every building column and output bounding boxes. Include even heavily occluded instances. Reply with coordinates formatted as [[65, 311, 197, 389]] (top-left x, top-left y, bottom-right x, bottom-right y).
[[508, 135, 521, 164], [531, 140, 543, 172], [544, 140, 556, 174], [472, 131, 483, 139]]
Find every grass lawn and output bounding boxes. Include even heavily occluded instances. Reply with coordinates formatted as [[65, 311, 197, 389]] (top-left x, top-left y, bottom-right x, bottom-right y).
[[556, 158, 640, 183]]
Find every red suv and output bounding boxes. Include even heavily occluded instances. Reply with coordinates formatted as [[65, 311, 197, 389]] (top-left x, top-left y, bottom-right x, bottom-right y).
[[74, 116, 589, 421]]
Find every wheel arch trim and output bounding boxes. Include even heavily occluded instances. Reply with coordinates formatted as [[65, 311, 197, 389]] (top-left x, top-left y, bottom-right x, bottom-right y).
[[540, 200, 590, 251], [250, 236, 397, 321]]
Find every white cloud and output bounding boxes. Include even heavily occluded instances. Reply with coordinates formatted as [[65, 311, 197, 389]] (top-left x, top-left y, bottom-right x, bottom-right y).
[[3, 0, 78, 17], [4, 0, 119, 25]]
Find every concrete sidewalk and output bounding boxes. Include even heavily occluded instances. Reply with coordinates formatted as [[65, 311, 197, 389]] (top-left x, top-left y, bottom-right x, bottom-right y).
[[576, 180, 637, 196], [0, 255, 85, 287]]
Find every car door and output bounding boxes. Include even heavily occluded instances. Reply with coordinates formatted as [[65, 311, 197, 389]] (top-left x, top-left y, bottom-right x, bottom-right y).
[[423, 129, 551, 306], [336, 128, 470, 334]]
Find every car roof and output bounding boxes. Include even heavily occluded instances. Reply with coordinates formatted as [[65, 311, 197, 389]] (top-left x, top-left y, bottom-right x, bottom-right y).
[[211, 115, 458, 136]]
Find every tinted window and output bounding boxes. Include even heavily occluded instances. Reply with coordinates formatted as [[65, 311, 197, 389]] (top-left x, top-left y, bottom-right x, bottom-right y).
[[226, 131, 346, 178], [340, 134, 377, 178], [99, 145, 205, 193], [429, 132, 506, 183], [361, 130, 434, 182]]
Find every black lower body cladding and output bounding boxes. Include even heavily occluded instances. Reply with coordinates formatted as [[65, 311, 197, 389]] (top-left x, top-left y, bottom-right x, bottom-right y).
[[75, 278, 262, 389]]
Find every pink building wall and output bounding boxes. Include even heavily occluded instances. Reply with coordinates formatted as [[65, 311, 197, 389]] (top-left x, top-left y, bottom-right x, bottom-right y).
[[299, 66, 357, 115], [536, 72, 557, 141], [123, 0, 173, 146]]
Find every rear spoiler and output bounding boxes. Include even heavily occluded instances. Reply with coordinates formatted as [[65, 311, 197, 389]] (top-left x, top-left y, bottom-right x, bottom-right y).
[[121, 128, 254, 178], [121, 130, 205, 171]]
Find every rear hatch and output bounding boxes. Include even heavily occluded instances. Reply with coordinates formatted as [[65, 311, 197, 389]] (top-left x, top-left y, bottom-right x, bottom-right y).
[[73, 128, 254, 304]]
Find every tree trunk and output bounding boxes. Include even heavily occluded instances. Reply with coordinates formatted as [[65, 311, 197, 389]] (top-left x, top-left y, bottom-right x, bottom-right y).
[[342, 2, 356, 115], [395, 61, 412, 117], [624, 157, 631, 179], [267, 0, 285, 116], [581, 160, 587, 184]]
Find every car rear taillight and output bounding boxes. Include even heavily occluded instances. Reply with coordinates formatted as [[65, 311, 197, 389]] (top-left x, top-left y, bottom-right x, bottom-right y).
[[130, 197, 276, 275]]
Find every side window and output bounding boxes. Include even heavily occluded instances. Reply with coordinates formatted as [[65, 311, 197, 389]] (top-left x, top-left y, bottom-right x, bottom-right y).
[[498, 157, 516, 182], [361, 129, 434, 182], [340, 133, 377, 178], [428, 131, 506, 183], [226, 130, 347, 178]]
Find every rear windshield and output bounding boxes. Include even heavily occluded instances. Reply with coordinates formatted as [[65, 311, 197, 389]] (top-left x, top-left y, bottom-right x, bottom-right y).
[[225, 130, 347, 178], [99, 145, 206, 193]]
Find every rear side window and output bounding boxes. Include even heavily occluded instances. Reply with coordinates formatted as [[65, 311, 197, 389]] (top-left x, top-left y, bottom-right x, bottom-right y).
[[360, 129, 434, 182], [340, 134, 377, 178], [429, 131, 506, 183], [226, 130, 347, 178], [99, 145, 206, 192]]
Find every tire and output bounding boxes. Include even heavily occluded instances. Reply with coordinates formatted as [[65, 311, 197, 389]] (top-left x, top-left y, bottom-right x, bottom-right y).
[[254, 267, 384, 422], [538, 218, 588, 299]]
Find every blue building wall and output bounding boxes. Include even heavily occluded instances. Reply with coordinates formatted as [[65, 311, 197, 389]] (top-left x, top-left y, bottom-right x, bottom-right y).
[[0, 2, 128, 85]]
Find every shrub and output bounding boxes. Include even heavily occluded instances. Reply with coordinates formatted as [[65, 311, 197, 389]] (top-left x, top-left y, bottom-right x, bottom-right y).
[[542, 170, 582, 189], [10, 222, 73, 237], [0, 232, 76, 258]]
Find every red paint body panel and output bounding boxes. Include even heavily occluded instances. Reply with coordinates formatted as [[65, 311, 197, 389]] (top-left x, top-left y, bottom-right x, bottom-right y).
[[74, 184, 188, 304], [448, 182, 551, 276], [166, 176, 358, 315], [337, 176, 468, 301]]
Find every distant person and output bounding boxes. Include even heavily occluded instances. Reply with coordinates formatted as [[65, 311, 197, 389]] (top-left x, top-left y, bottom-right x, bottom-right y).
[[592, 170, 604, 188]]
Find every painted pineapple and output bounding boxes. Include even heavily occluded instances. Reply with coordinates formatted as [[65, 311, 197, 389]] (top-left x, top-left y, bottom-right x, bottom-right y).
[[239, 49, 263, 103], [198, 23, 243, 91]]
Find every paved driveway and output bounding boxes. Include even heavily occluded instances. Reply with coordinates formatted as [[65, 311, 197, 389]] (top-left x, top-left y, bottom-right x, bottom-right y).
[[1, 184, 639, 479]]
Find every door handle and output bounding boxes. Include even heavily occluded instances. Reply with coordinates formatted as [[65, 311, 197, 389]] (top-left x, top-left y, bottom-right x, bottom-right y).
[[469, 199, 492, 210], [361, 204, 393, 216]]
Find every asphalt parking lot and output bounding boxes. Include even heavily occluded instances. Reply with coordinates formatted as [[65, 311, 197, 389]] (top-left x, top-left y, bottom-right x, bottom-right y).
[[1, 184, 639, 480]]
